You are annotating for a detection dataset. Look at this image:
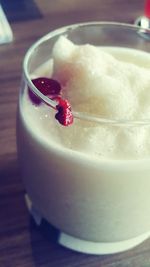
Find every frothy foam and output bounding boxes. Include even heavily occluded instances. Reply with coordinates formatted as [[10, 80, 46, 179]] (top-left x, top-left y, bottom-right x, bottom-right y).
[[22, 37, 150, 159], [53, 37, 150, 120]]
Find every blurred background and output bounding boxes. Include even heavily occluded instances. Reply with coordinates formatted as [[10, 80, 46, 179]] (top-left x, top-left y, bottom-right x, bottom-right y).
[[0, 1, 150, 267]]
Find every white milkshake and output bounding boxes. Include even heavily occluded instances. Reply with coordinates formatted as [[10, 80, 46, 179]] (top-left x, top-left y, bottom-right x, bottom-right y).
[[17, 35, 150, 253]]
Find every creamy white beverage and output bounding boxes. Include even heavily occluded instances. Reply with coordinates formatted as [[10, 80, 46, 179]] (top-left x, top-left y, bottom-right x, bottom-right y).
[[17, 37, 150, 245]]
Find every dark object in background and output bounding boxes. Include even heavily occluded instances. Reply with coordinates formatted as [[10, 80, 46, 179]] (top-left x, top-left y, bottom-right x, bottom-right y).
[[0, 0, 42, 22]]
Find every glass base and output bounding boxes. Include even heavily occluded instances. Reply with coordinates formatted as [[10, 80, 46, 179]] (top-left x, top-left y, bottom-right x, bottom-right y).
[[58, 231, 150, 255], [25, 194, 150, 255]]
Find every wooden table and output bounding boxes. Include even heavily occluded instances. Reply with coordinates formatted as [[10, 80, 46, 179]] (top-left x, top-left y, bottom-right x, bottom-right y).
[[0, 0, 150, 266]]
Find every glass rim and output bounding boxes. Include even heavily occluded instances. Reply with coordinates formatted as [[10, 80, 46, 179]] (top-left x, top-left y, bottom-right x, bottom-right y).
[[23, 21, 150, 126]]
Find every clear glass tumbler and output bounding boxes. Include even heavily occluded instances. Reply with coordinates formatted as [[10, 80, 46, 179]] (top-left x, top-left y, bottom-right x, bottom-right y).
[[17, 22, 150, 255]]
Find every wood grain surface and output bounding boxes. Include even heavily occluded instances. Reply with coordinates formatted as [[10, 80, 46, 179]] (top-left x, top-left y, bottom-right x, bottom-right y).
[[0, 0, 150, 266]]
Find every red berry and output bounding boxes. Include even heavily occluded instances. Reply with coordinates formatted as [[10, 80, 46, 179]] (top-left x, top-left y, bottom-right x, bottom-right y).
[[28, 77, 61, 105], [55, 97, 73, 126], [28, 89, 42, 105], [28, 76, 73, 126]]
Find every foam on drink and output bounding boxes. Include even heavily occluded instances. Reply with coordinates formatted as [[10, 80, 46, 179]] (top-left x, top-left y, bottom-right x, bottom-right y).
[[21, 37, 150, 159]]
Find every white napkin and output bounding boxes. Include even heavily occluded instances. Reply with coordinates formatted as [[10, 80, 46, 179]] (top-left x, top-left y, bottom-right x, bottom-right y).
[[0, 4, 13, 44]]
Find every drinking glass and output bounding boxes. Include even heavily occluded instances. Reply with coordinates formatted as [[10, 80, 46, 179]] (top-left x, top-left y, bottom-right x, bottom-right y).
[[17, 22, 150, 254]]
